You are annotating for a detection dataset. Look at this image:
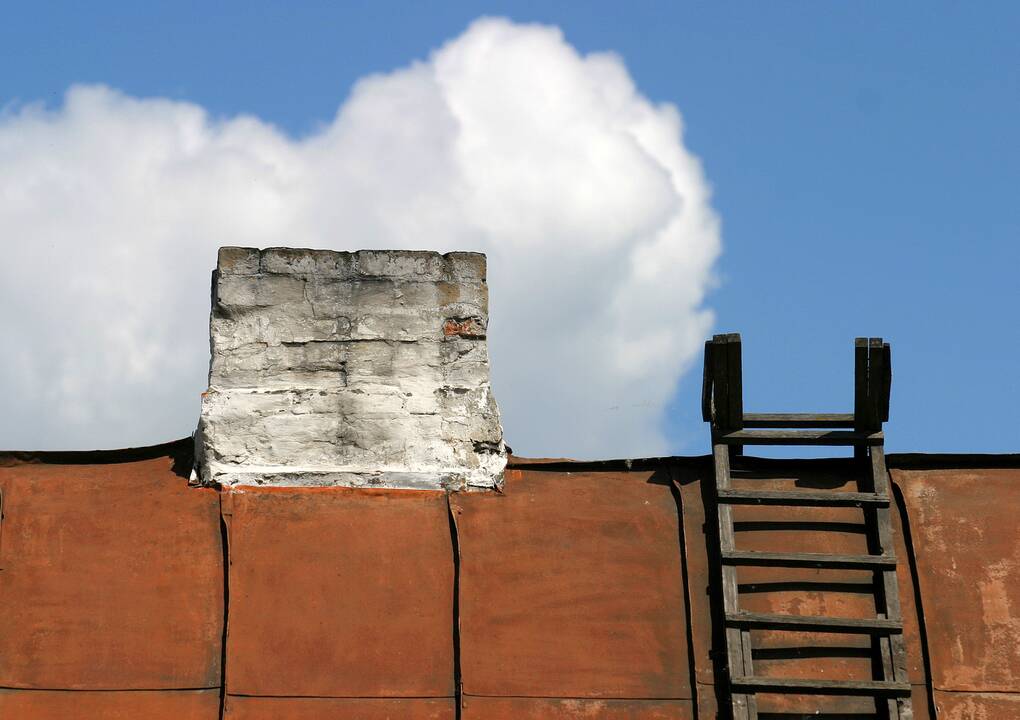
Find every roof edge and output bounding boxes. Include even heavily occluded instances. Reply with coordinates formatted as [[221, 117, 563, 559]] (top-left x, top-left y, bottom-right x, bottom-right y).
[[0, 437, 193, 470], [1, 445, 1017, 473], [507, 452, 1020, 472]]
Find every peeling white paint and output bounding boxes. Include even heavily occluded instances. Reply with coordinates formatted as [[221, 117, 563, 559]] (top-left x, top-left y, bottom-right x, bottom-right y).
[[195, 247, 506, 490]]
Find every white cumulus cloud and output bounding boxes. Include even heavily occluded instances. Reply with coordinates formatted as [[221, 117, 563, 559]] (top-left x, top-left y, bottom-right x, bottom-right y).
[[0, 17, 719, 458]]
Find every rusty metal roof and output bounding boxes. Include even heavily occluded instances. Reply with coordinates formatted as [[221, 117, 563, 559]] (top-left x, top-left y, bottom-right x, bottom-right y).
[[0, 442, 1018, 718]]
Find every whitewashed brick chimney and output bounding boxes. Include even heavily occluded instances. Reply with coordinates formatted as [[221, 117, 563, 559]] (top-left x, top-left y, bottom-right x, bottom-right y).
[[194, 247, 506, 490]]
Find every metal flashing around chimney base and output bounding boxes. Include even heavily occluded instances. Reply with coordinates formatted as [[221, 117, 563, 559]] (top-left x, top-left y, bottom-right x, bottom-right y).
[[195, 247, 506, 491]]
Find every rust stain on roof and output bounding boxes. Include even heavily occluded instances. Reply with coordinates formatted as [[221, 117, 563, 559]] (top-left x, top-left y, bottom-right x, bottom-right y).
[[894, 466, 1020, 693], [0, 689, 220, 719], [222, 485, 455, 699], [932, 689, 1020, 719], [0, 451, 222, 691], [222, 696, 455, 719], [461, 697, 694, 719], [452, 466, 692, 701], [0, 441, 1018, 718]]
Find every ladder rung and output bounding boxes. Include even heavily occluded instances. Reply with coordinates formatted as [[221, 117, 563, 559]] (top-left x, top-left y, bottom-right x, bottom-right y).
[[717, 488, 889, 507], [722, 550, 897, 569], [726, 611, 903, 634], [743, 413, 856, 428], [730, 676, 912, 697], [718, 429, 884, 446]]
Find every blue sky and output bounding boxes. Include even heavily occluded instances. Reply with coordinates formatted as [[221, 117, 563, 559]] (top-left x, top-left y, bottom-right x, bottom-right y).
[[2, 2, 1018, 455]]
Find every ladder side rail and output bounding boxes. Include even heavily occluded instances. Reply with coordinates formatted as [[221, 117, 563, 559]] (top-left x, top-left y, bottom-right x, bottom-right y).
[[870, 448, 912, 720], [854, 338, 874, 460], [710, 335, 731, 433], [852, 336, 877, 460], [724, 335, 744, 456], [867, 339, 886, 432], [864, 341, 909, 719], [724, 334, 744, 433], [714, 442, 757, 720], [880, 343, 892, 423], [702, 340, 715, 423], [854, 337, 870, 430], [861, 446, 896, 720]]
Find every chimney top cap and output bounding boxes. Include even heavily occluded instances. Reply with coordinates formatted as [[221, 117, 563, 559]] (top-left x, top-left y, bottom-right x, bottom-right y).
[[217, 246, 486, 282]]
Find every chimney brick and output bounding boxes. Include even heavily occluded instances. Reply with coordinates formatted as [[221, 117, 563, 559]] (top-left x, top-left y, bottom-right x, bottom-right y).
[[196, 248, 506, 490]]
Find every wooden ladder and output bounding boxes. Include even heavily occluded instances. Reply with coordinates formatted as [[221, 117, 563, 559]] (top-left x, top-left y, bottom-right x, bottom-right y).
[[702, 334, 912, 719]]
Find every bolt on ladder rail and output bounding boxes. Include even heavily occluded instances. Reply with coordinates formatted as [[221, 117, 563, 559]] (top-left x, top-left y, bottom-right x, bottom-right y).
[[702, 333, 911, 719]]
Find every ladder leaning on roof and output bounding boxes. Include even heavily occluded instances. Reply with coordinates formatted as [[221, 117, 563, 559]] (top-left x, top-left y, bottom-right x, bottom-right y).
[[702, 333, 912, 720]]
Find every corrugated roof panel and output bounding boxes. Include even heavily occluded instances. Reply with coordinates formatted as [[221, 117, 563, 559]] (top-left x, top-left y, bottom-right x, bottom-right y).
[[222, 696, 455, 719], [222, 486, 455, 698], [932, 689, 1020, 718], [0, 689, 220, 719], [895, 467, 1020, 693], [0, 453, 223, 690], [452, 466, 692, 701], [461, 697, 693, 719], [0, 443, 1017, 717]]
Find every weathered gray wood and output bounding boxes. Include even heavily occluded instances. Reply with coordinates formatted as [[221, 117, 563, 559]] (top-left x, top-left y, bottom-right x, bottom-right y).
[[739, 627, 758, 719], [730, 676, 912, 697], [721, 549, 897, 569], [742, 412, 855, 428], [725, 611, 903, 633], [880, 342, 892, 423], [725, 334, 743, 433], [719, 429, 884, 446], [714, 442, 755, 720], [868, 338, 885, 431], [717, 487, 890, 507], [704, 333, 910, 719], [701, 340, 714, 423], [854, 337, 871, 459], [870, 445, 912, 720], [854, 338, 869, 414], [710, 334, 731, 432]]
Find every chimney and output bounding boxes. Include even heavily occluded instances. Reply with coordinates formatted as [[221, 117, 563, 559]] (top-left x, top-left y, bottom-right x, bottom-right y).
[[195, 247, 506, 490]]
